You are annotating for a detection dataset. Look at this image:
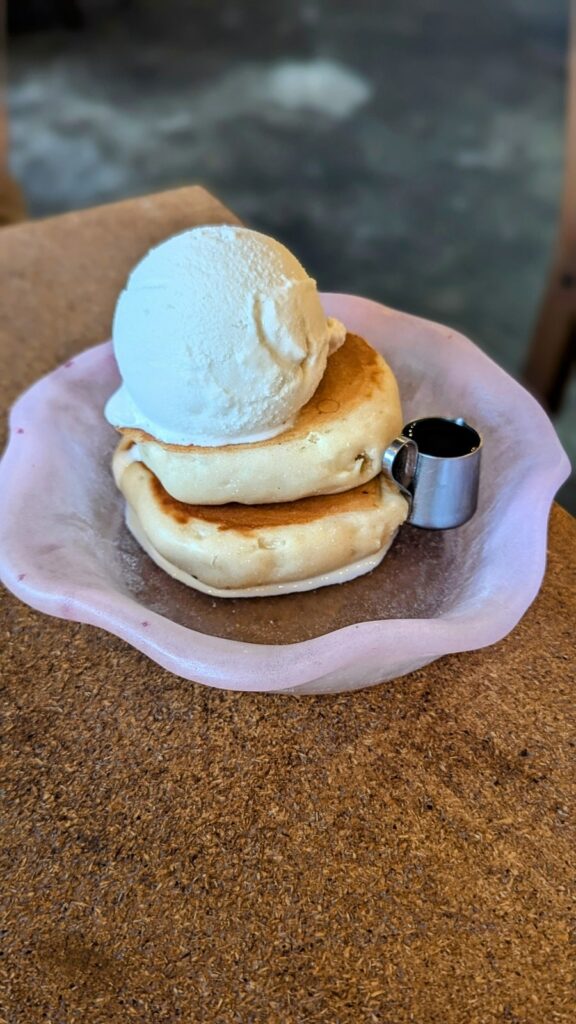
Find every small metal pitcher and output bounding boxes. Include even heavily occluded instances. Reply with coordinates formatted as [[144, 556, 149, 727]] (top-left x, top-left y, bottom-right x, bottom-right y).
[[382, 417, 482, 529]]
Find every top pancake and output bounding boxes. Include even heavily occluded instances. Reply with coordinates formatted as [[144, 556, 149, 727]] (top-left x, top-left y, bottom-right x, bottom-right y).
[[119, 332, 403, 505]]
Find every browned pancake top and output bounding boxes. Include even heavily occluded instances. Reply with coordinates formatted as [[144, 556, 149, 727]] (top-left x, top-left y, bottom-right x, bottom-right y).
[[145, 466, 383, 530], [120, 333, 386, 453]]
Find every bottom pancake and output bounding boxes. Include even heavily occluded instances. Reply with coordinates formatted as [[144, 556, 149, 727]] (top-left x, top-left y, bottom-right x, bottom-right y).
[[125, 507, 398, 598], [113, 442, 408, 596]]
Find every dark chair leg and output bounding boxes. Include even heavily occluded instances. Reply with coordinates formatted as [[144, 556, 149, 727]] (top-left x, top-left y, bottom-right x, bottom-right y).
[[524, 261, 576, 413]]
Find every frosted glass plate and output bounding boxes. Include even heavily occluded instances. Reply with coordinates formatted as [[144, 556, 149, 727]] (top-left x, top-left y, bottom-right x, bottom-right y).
[[0, 295, 570, 693]]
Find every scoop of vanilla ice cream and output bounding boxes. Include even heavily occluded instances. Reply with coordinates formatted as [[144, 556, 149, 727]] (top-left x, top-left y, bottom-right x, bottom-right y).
[[105, 225, 346, 446]]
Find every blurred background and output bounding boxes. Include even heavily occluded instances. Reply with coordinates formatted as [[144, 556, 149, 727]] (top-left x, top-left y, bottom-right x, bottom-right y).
[[3, 0, 575, 508]]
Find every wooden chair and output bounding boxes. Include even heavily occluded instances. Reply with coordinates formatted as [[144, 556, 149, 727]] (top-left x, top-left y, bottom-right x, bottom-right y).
[[0, 9, 27, 225], [524, 2, 576, 412]]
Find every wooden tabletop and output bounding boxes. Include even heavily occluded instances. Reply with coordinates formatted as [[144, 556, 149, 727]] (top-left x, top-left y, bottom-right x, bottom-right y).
[[1, 187, 575, 1024]]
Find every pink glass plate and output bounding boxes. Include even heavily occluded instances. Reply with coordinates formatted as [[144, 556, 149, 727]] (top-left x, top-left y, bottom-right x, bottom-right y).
[[0, 295, 570, 694]]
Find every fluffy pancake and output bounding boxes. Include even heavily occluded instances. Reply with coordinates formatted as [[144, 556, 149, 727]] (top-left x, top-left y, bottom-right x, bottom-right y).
[[118, 333, 403, 506], [113, 439, 408, 596]]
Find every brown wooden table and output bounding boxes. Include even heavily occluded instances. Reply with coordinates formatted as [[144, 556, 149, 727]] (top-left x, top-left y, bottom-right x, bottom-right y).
[[1, 187, 575, 1024]]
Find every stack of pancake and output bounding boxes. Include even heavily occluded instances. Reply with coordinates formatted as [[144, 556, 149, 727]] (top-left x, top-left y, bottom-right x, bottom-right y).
[[112, 331, 409, 598]]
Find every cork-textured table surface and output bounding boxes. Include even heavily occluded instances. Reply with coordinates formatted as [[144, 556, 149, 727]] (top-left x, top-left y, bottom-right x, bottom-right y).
[[1, 187, 575, 1023]]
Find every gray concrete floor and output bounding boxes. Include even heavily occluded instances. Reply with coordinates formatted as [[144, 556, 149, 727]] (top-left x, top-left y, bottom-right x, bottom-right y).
[[7, 0, 574, 508]]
